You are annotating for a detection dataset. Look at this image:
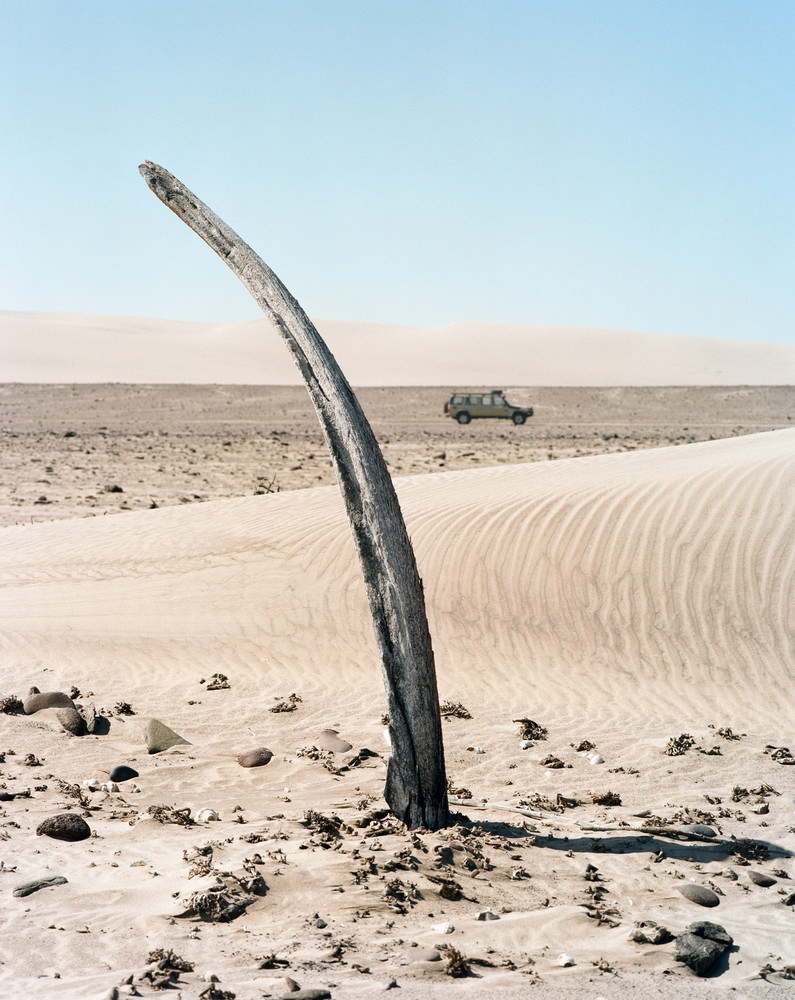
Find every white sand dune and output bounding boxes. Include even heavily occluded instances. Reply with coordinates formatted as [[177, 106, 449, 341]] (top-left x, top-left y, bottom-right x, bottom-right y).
[[2, 429, 792, 728], [3, 310, 794, 384], [1, 430, 794, 998]]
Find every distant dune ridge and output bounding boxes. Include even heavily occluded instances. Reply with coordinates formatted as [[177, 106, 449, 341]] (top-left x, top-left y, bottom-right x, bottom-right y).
[[2, 310, 793, 385]]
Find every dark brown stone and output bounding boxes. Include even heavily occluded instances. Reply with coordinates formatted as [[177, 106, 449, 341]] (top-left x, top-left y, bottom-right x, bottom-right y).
[[237, 747, 273, 768], [36, 813, 91, 841]]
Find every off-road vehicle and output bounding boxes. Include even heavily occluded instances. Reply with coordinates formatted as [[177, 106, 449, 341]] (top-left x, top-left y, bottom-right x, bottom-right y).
[[444, 389, 533, 425]]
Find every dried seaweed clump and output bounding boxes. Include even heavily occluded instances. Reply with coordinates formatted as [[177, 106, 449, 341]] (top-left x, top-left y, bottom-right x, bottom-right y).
[[0, 695, 24, 714], [591, 790, 622, 806], [179, 868, 266, 922], [146, 948, 194, 972], [204, 673, 230, 690], [664, 733, 695, 756], [147, 804, 194, 826], [514, 718, 548, 740], [444, 946, 471, 977], [440, 700, 472, 719], [301, 809, 344, 839], [270, 692, 302, 713]]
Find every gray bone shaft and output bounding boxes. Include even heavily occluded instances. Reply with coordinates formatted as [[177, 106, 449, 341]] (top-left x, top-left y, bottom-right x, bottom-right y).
[[139, 162, 449, 829]]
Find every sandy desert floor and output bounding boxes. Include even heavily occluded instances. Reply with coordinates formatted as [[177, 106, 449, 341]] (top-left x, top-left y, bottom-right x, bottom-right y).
[[0, 384, 794, 1000], [1, 383, 792, 527]]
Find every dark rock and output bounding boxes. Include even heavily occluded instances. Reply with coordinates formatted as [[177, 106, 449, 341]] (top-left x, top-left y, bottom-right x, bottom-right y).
[[783, 892, 795, 906], [674, 921, 733, 976], [686, 921, 733, 946], [749, 870, 776, 887], [144, 718, 190, 753], [13, 875, 68, 897], [678, 883, 720, 907], [674, 933, 724, 975], [109, 764, 139, 783], [56, 707, 87, 736], [23, 691, 74, 714], [37, 813, 91, 841], [237, 747, 273, 768]]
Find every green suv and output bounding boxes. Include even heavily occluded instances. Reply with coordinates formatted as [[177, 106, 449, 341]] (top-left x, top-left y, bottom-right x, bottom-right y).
[[444, 389, 534, 425]]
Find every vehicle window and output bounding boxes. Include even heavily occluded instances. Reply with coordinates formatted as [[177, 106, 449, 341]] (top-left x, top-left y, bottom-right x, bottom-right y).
[[468, 395, 482, 405], [451, 395, 464, 405], [482, 396, 494, 405]]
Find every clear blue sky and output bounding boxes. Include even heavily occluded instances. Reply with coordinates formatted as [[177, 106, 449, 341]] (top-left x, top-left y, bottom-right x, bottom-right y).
[[2, 0, 792, 343]]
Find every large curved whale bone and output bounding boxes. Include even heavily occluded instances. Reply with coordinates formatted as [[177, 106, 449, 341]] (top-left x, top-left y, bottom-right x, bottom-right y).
[[139, 162, 449, 830]]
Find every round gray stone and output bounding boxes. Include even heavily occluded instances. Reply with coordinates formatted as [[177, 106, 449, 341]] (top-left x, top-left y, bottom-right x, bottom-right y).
[[678, 883, 720, 907], [749, 870, 776, 887]]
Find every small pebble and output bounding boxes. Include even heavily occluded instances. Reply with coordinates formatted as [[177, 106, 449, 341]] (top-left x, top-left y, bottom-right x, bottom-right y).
[[237, 747, 273, 768], [678, 883, 720, 907], [109, 765, 139, 783], [749, 870, 776, 887]]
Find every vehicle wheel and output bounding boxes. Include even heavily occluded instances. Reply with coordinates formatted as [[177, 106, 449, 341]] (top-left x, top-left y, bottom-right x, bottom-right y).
[[456, 412, 471, 424], [512, 412, 526, 425]]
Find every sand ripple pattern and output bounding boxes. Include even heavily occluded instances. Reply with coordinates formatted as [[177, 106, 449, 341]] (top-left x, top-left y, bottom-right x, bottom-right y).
[[0, 430, 792, 726]]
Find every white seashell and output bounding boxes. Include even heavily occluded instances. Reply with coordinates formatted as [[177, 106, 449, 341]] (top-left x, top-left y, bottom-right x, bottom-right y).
[[520, 739, 533, 749], [101, 781, 119, 792], [588, 754, 605, 765], [130, 783, 141, 792], [557, 953, 575, 967], [382, 728, 392, 747], [196, 808, 219, 823], [432, 921, 454, 934], [82, 778, 101, 791]]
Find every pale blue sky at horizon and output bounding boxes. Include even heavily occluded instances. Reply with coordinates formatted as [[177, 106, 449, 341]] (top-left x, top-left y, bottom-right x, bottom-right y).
[[2, 0, 792, 344]]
